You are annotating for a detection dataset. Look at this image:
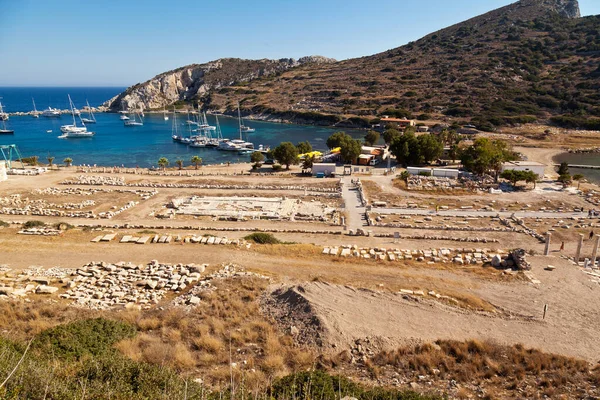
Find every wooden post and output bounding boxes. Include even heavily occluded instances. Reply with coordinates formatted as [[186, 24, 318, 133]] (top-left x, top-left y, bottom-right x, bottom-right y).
[[543, 304, 548, 320], [576, 234, 584, 263]]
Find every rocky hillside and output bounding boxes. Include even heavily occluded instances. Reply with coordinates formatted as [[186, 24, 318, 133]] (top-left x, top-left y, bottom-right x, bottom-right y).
[[107, 0, 600, 130], [103, 56, 335, 111]]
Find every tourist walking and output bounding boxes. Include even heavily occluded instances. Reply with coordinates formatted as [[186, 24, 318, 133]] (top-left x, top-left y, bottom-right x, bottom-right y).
[[560, 242, 565, 251], [590, 230, 595, 240]]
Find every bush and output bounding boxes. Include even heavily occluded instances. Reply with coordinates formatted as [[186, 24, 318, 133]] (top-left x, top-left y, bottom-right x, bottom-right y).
[[272, 164, 283, 171], [0, 220, 8, 228], [271, 370, 439, 400], [34, 318, 136, 360], [418, 171, 432, 177], [244, 233, 281, 244], [23, 220, 45, 229]]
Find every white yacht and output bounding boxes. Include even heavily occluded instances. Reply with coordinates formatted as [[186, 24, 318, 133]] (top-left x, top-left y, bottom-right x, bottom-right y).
[[237, 103, 255, 133], [80, 100, 96, 124], [198, 112, 216, 131], [0, 103, 13, 134], [42, 107, 61, 118], [59, 95, 94, 138], [0, 101, 8, 121], [163, 107, 169, 121], [124, 108, 143, 126]]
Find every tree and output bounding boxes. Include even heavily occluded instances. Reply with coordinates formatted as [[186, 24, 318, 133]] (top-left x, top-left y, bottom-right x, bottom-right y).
[[524, 171, 539, 189], [558, 173, 572, 187], [449, 144, 459, 162], [250, 151, 264, 164], [190, 156, 202, 169], [501, 169, 539, 189], [557, 162, 569, 176], [63, 157, 73, 167], [389, 131, 420, 166], [296, 141, 312, 154], [417, 134, 443, 164], [302, 155, 315, 170], [399, 170, 411, 183], [47, 156, 54, 167], [158, 157, 169, 170], [364, 130, 380, 146], [326, 131, 348, 149], [573, 173, 585, 189], [250, 151, 264, 170], [273, 142, 299, 170], [383, 129, 401, 144], [460, 138, 517, 178], [339, 138, 362, 164], [175, 159, 183, 170]]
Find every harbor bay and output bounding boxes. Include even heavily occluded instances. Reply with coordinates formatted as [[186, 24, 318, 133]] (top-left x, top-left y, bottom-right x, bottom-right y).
[[0, 88, 363, 167]]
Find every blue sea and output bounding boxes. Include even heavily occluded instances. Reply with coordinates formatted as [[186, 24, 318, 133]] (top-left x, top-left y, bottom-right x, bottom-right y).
[[0, 87, 363, 167]]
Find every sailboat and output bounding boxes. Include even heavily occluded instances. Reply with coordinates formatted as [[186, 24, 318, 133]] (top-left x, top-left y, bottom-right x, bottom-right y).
[[0, 102, 14, 134], [163, 107, 169, 121], [119, 104, 130, 120], [59, 95, 94, 138], [218, 106, 254, 152], [81, 100, 96, 124], [124, 107, 143, 126], [171, 108, 189, 143], [31, 98, 40, 118], [238, 103, 255, 133], [0, 99, 8, 121]]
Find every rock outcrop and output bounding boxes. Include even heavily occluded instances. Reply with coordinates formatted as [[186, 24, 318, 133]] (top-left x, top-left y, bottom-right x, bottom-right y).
[[103, 56, 335, 111], [520, 0, 580, 18]]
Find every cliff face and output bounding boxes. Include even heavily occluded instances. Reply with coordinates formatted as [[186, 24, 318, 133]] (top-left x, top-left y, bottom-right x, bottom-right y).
[[103, 56, 336, 111], [520, 0, 580, 18]]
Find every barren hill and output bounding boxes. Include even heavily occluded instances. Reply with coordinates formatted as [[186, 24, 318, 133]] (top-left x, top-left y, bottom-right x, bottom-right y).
[[107, 0, 600, 130]]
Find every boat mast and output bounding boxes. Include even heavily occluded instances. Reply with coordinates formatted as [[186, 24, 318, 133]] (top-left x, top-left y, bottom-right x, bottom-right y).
[[32, 98, 37, 113], [68, 95, 77, 127], [237, 102, 242, 140]]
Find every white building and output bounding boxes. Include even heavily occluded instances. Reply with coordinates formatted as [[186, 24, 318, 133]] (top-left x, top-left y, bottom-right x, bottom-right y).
[[0, 161, 6, 182], [312, 163, 337, 177], [501, 161, 545, 177], [407, 167, 460, 178]]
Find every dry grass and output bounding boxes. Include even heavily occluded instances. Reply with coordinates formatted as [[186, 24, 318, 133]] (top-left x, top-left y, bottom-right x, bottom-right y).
[[366, 339, 597, 398], [113, 277, 315, 387]]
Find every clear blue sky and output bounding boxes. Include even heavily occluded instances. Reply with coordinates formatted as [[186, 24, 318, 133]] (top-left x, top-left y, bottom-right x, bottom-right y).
[[1, 0, 598, 86]]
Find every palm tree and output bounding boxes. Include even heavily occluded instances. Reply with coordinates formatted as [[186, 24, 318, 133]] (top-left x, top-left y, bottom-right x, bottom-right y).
[[175, 159, 184, 170], [191, 156, 202, 170], [63, 157, 73, 167], [158, 157, 169, 171], [573, 174, 585, 189], [47, 156, 54, 167]]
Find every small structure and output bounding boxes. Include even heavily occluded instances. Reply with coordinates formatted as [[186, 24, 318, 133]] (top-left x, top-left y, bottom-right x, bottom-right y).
[[312, 163, 337, 177], [0, 161, 6, 182], [379, 117, 415, 129], [359, 146, 386, 166], [416, 125, 430, 132], [501, 161, 545, 177], [407, 167, 460, 178]]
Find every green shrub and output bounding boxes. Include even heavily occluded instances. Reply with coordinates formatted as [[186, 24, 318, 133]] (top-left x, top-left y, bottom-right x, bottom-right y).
[[34, 318, 136, 360], [244, 232, 281, 244], [23, 220, 45, 229], [272, 164, 283, 171], [0, 220, 8, 228], [270, 370, 440, 400]]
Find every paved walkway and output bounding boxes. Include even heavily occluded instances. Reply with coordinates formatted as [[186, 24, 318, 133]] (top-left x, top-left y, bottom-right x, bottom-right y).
[[341, 177, 366, 231]]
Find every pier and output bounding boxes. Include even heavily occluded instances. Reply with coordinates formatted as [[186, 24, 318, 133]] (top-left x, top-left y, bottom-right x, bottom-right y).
[[554, 164, 600, 170]]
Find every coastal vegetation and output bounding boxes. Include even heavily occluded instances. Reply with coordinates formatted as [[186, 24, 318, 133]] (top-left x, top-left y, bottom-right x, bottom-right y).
[[190, 155, 202, 169], [272, 142, 299, 170]]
